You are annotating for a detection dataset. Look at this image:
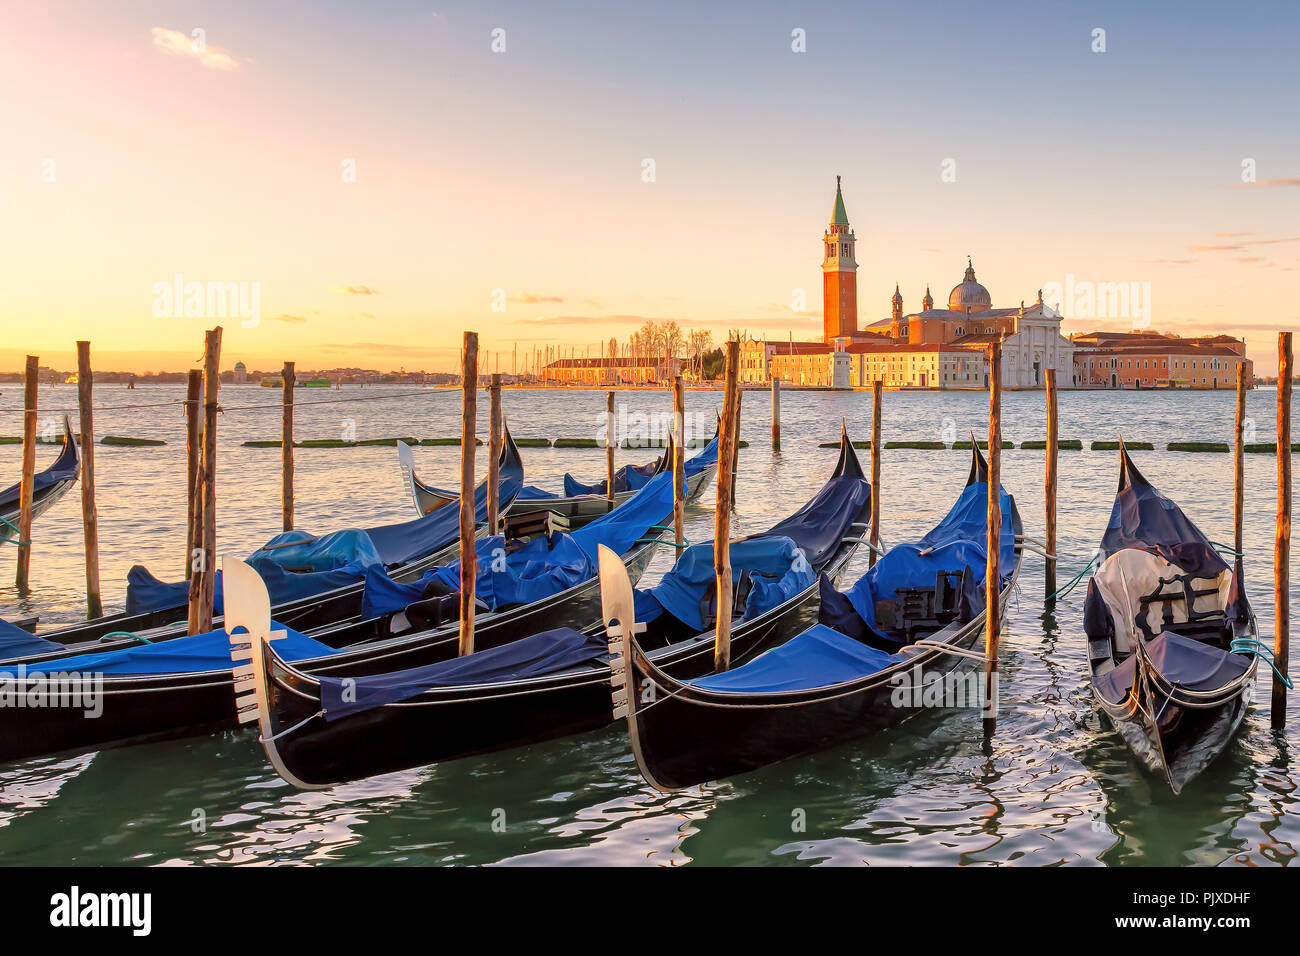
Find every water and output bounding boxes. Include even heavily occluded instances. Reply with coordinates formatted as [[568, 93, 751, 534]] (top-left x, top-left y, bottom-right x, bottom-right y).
[[0, 384, 1295, 866]]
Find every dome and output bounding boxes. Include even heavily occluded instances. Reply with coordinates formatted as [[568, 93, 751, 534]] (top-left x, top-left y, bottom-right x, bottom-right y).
[[948, 259, 992, 314]]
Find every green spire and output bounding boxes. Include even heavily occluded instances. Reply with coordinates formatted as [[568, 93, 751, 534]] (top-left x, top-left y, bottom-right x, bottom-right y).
[[831, 175, 849, 225]]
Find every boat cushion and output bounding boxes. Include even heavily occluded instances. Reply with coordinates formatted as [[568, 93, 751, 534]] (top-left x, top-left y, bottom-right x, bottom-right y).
[[1091, 549, 1229, 655], [0, 617, 65, 658], [1093, 631, 1252, 704], [318, 626, 608, 719], [0, 622, 335, 677], [687, 624, 904, 694]]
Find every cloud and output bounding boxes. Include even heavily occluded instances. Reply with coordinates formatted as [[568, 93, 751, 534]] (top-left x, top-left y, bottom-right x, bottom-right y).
[[150, 27, 240, 71], [331, 284, 380, 295], [269, 313, 307, 323], [1187, 236, 1300, 252], [509, 292, 566, 304], [1234, 177, 1300, 189]]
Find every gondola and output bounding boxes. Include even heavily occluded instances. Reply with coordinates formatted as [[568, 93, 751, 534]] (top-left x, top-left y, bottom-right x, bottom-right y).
[[0, 433, 717, 765], [1, 426, 526, 652], [611, 443, 1023, 792], [1082, 440, 1258, 794], [0, 414, 79, 543], [398, 436, 683, 524], [224, 429, 869, 787]]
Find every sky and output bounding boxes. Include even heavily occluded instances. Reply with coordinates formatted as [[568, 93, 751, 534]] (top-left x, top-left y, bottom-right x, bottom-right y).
[[1, 1, 1297, 375]]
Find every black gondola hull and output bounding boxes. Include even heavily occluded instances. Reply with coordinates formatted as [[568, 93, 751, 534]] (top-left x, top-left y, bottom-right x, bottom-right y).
[[0, 534, 662, 766]]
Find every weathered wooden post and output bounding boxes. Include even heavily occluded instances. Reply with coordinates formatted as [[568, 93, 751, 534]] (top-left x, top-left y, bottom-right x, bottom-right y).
[[184, 369, 202, 580], [1234, 363, 1246, 562], [673, 374, 685, 549], [281, 361, 295, 532], [606, 390, 616, 506], [983, 341, 1003, 738], [870, 380, 882, 567], [1045, 368, 1059, 600], [459, 332, 479, 657], [14, 355, 38, 592], [488, 373, 502, 534], [714, 340, 740, 672], [1274, 331, 1292, 729], [76, 342, 102, 618], [188, 328, 221, 635], [770, 376, 781, 450], [730, 388, 742, 508]]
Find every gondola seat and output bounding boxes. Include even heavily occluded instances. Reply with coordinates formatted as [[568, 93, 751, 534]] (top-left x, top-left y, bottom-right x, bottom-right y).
[[1091, 548, 1231, 655], [1092, 631, 1253, 706]]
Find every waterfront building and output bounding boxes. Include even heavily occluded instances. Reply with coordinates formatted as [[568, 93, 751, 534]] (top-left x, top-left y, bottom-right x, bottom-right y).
[[1071, 331, 1252, 389]]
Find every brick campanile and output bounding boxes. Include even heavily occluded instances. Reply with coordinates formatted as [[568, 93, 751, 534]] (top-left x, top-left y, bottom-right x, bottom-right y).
[[822, 176, 858, 343]]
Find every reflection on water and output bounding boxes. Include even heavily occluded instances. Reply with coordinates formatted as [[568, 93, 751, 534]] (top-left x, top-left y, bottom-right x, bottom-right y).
[[0, 385, 1295, 865]]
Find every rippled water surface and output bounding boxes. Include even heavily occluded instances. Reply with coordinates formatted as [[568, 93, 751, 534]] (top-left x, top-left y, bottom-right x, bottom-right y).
[[0, 384, 1295, 866]]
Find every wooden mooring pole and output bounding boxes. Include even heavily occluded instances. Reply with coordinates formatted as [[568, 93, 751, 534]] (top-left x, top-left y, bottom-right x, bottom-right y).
[[673, 374, 685, 549], [770, 377, 781, 451], [983, 341, 1003, 739], [488, 373, 502, 534], [459, 331, 479, 657], [76, 342, 102, 618], [188, 328, 221, 635], [870, 380, 882, 568], [1274, 331, 1292, 729], [730, 388, 742, 509], [606, 390, 616, 506], [14, 355, 38, 591], [184, 369, 202, 580], [281, 361, 295, 532], [1045, 368, 1058, 600], [1234, 363, 1246, 563], [714, 340, 740, 672]]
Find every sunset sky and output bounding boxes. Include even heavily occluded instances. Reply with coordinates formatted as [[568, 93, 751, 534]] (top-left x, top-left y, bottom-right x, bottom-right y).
[[2, 1, 1297, 375]]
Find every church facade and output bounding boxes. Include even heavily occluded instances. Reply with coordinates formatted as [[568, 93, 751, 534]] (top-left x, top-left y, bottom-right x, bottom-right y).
[[744, 179, 1077, 389]]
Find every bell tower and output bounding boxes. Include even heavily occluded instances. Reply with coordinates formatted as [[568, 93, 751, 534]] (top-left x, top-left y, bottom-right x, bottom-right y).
[[822, 176, 858, 343]]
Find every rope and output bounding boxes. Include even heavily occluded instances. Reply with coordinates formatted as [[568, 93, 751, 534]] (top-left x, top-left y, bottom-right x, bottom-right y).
[[1046, 556, 1096, 602], [1229, 637, 1293, 689], [97, 630, 152, 645], [1208, 540, 1243, 559], [260, 709, 325, 742]]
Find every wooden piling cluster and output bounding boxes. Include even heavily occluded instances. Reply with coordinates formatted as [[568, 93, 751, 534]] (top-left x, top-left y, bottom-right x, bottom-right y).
[[1275, 332, 1292, 729], [459, 332, 479, 657], [983, 342, 1003, 738], [714, 340, 741, 673]]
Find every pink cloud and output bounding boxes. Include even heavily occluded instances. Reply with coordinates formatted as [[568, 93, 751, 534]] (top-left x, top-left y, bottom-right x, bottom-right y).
[[150, 27, 240, 71]]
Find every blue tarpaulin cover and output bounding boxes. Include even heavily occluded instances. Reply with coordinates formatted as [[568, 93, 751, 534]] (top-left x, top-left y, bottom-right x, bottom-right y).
[[361, 532, 595, 618], [124, 449, 522, 616], [754, 475, 871, 567], [563, 459, 657, 498], [319, 626, 607, 719], [633, 536, 814, 630], [0, 618, 64, 658], [0, 622, 335, 677], [838, 481, 1015, 640], [520, 485, 558, 500], [688, 623, 904, 693]]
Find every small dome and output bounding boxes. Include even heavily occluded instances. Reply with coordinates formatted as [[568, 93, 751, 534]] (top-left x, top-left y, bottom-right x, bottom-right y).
[[948, 259, 991, 313]]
